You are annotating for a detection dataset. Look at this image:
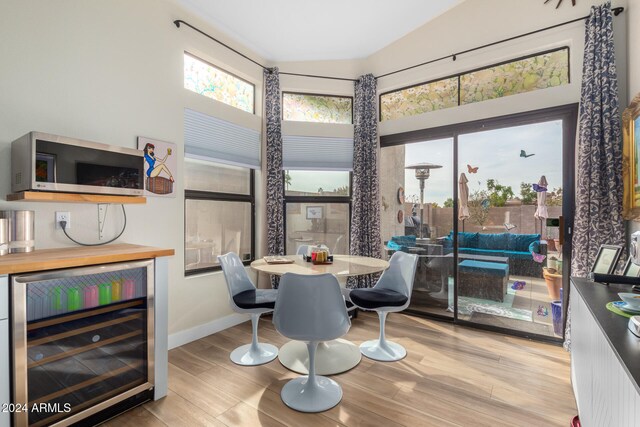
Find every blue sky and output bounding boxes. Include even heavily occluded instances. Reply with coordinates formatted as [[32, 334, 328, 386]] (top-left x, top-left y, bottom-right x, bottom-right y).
[[403, 120, 564, 205]]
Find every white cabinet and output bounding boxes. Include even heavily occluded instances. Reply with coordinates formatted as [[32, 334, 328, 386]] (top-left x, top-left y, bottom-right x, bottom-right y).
[[1, 274, 9, 427], [0, 275, 6, 319], [571, 288, 640, 426]]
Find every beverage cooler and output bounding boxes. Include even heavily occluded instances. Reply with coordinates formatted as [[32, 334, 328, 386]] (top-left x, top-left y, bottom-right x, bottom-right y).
[[11, 260, 155, 427]]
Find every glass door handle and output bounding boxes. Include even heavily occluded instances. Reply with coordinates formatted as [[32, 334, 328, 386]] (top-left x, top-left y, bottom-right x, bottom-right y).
[[559, 216, 564, 245]]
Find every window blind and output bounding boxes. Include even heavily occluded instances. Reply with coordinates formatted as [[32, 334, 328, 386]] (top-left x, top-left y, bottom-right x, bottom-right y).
[[184, 108, 261, 169], [282, 135, 353, 170]]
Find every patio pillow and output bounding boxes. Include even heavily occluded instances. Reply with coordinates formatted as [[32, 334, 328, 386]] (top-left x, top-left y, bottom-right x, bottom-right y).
[[528, 240, 540, 254]]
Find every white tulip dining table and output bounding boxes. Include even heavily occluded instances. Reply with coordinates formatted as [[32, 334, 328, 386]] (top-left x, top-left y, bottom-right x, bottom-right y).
[[250, 254, 389, 375]]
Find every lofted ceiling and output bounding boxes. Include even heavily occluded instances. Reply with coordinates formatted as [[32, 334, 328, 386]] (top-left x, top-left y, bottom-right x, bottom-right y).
[[177, 0, 465, 62]]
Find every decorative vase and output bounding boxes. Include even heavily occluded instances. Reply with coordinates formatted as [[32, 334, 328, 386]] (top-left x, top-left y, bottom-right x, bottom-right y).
[[551, 300, 563, 335]]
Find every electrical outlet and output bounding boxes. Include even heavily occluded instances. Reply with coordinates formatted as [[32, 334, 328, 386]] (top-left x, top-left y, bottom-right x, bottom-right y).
[[55, 211, 70, 229]]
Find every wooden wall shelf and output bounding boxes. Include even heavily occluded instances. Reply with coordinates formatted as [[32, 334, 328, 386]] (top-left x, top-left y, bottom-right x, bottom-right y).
[[6, 191, 146, 205]]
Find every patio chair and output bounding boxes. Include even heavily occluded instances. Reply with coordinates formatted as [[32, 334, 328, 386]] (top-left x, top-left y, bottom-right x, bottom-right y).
[[273, 272, 351, 412], [218, 252, 278, 366], [349, 251, 418, 361]]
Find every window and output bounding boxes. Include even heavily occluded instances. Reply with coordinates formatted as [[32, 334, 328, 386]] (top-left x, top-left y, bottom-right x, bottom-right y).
[[380, 47, 570, 121], [283, 92, 353, 124], [460, 48, 569, 104], [283, 135, 353, 171], [184, 108, 261, 168], [184, 159, 254, 275], [285, 170, 350, 196], [380, 77, 459, 121], [183, 52, 255, 114], [284, 171, 351, 255]]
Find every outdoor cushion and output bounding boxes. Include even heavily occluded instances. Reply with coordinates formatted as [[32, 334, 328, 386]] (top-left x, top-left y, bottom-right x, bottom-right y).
[[447, 231, 479, 248], [507, 233, 540, 252], [458, 260, 509, 276], [350, 288, 408, 310], [477, 233, 508, 250], [388, 235, 417, 252], [443, 230, 544, 276], [233, 289, 277, 310], [460, 248, 506, 257], [503, 250, 535, 260]]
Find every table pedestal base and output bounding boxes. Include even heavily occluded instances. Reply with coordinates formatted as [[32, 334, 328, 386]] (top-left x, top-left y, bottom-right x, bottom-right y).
[[278, 339, 361, 375]]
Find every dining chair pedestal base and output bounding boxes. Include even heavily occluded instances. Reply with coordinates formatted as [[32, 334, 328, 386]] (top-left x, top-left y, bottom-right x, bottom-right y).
[[281, 376, 343, 413], [360, 339, 407, 362], [279, 338, 361, 375], [230, 343, 278, 366]]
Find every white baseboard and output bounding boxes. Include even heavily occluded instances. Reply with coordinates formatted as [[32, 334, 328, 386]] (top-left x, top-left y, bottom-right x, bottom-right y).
[[168, 313, 249, 350]]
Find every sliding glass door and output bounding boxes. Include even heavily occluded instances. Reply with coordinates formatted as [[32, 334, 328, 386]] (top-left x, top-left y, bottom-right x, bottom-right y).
[[380, 104, 576, 341], [456, 119, 567, 338]]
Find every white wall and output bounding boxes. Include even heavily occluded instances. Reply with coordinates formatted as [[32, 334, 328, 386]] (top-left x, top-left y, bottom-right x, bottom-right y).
[[628, 0, 640, 99], [0, 0, 266, 339]]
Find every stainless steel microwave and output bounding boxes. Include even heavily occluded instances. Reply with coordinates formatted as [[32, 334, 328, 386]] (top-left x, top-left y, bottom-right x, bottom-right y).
[[11, 132, 144, 196]]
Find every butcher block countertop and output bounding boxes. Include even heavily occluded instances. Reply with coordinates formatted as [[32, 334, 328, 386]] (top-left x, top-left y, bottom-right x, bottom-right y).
[[0, 243, 174, 275]]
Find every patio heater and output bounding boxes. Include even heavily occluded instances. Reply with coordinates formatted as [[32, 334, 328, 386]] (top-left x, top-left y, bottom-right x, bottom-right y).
[[405, 162, 442, 239]]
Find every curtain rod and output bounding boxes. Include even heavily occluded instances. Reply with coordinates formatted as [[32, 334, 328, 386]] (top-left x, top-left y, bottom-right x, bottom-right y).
[[173, 20, 357, 82], [174, 6, 624, 82], [377, 6, 624, 79]]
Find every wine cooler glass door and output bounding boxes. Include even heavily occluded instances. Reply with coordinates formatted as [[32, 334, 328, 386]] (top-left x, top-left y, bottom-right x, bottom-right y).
[[11, 259, 154, 427]]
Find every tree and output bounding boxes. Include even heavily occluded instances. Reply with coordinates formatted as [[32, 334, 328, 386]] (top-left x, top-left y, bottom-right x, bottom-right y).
[[443, 198, 454, 208], [468, 189, 490, 227], [547, 187, 563, 206], [520, 182, 537, 205], [334, 185, 349, 195], [486, 179, 514, 207], [284, 171, 292, 190]]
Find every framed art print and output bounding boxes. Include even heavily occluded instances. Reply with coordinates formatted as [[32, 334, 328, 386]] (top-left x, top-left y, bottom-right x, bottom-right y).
[[138, 136, 177, 198], [623, 258, 640, 277], [591, 244, 623, 275], [306, 206, 323, 220], [623, 91, 640, 219]]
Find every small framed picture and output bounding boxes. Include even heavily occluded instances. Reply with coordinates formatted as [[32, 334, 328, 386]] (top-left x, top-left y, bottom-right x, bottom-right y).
[[623, 258, 640, 277], [35, 152, 56, 183], [591, 244, 623, 275], [306, 206, 323, 220]]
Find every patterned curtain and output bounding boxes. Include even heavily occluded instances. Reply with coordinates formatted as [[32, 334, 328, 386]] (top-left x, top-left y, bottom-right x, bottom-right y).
[[264, 67, 285, 288], [565, 2, 624, 350], [348, 74, 382, 289]]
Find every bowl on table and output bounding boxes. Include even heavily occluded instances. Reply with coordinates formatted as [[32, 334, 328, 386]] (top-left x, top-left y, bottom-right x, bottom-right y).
[[618, 293, 640, 310]]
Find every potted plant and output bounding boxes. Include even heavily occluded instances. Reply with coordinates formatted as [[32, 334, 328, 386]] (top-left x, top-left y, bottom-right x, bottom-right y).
[[546, 239, 557, 252], [543, 267, 562, 300]]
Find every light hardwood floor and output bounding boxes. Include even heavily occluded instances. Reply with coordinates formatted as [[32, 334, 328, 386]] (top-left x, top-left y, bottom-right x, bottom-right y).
[[104, 312, 577, 427]]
